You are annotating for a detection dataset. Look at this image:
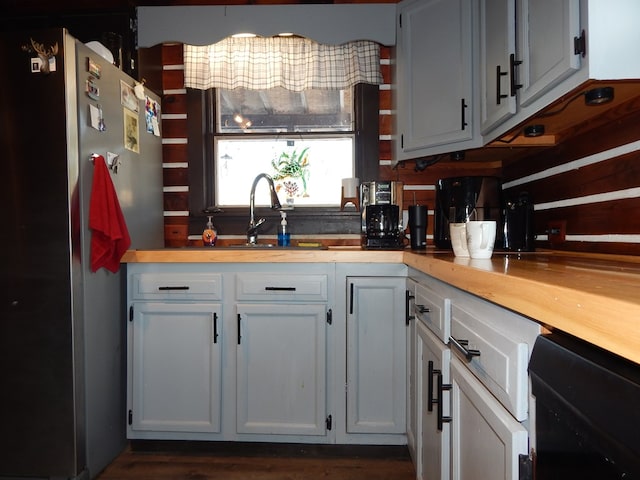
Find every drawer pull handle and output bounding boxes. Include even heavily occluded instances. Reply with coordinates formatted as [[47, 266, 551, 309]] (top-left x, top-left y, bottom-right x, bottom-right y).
[[496, 65, 509, 104], [158, 286, 190, 291], [405, 290, 415, 325], [450, 336, 481, 361], [416, 305, 430, 314], [213, 312, 218, 344], [428, 360, 440, 413], [265, 286, 296, 291], [437, 373, 452, 431]]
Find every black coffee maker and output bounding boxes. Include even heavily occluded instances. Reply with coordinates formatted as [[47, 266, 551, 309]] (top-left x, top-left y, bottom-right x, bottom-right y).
[[361, 181, 405, 250]]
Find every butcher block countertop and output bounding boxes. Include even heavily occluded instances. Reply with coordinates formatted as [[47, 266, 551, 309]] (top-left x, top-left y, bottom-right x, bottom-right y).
[[122, 247, 640, 365]]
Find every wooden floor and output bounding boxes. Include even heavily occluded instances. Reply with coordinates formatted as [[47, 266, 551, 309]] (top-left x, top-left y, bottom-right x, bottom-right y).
[[96, 442, 416, 480]]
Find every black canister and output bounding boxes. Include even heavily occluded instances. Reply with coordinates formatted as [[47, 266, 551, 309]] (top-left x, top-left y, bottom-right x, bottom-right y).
[[408, 205, 428, 250], [503, 192, 535, 251]]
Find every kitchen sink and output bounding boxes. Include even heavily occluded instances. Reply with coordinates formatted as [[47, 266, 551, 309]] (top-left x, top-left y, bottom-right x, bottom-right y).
[[222, 243, 328, 250]]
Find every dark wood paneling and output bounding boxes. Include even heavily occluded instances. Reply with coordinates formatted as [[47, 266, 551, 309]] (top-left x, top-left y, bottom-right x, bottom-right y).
[[163, 167, 189, 186], [379, 139, 392, 160], [508, 152, 640, 207], [163, 191, 189, 211], [379, 114, 392, 135], [164, 221, 188, 247], [380, 63, 391, 84], [503, 97, 640, 182], [138, 45, 164, 95], [384, 161, 502, 183], [162, 43, 184, 65], [379, 89, 391, 110], [162, 69, 185, 90], [544, 241, 640, 256], [534, 198, 640, 236], [162, 143, 188, 163], [162, 92, 187, 114], [161, 117, 188, 138]]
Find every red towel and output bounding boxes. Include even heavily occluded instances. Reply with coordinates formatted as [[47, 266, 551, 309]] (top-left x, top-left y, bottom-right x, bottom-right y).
[[89, 155, 131, 273]]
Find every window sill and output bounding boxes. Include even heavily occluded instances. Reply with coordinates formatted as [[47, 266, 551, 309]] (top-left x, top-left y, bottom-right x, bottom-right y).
[[191, 206, 362, 236]]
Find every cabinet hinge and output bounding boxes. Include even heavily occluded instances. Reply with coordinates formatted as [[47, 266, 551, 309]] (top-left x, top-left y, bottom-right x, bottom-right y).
[[574, 29, 586, 57], [326, 308, 333, 325], [128, 409, 133, 425], [519, 450, 534, 480], [326, 414, 333, 431], [129, 305, 133, 322]]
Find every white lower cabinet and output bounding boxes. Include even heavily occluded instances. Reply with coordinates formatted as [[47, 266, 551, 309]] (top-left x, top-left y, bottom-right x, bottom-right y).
[[128, 302, 222, 435], [406, 280, 418, 467], [235, 303, 327, 436], [408, 267, 540, 480], [126, 264, 334, 442], [450, 356, 528, 480], [346, 276, 407, 435], [419, 321, 451, 480]]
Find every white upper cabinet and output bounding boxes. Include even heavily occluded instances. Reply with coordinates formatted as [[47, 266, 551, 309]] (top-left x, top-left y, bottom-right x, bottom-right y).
[[480, 0, 581, 133], [517, 0, 581, 107], [481, 0, 640, 141], [395, 0, 482, 161], [479, 0, 517, 134]]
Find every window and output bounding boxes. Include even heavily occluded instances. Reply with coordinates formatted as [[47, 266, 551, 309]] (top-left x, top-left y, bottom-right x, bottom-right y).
[[187, 83, 379, 235], [215, 86, 354, 207]]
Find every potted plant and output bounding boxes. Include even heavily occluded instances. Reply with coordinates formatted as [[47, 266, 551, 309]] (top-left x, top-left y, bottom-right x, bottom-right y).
[[271, 147, 310, 201]]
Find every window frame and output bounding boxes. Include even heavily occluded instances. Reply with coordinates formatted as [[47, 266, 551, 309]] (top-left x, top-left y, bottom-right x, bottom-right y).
[[186, 83, 380, 237]]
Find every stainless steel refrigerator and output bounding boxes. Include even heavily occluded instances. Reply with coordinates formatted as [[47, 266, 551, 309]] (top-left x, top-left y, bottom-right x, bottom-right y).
[[0, 29, 164, 479]]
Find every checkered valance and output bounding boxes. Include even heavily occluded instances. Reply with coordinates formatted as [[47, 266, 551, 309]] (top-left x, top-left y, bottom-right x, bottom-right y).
[[184, 37, 382, 91]]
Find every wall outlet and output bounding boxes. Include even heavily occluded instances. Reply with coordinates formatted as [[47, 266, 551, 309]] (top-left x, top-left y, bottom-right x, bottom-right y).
[[548, 220, 566, 246]]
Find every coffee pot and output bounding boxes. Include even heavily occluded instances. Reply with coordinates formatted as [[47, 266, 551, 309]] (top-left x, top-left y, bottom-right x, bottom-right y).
[[360, 181, 405, 250]]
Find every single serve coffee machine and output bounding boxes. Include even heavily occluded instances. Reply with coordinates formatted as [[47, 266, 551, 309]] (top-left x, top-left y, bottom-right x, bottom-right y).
[[360, 181, 405, 250]]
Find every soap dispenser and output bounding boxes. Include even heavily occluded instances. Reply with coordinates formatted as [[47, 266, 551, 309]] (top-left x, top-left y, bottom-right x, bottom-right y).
[[202, 215, 217, 246], [277, 211, 290, 247]]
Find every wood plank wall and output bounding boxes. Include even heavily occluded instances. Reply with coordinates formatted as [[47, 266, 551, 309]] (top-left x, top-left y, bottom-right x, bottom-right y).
[[502, 100, 640, 256], [156, 43, 640, 255], [158, 44, 189, 247]]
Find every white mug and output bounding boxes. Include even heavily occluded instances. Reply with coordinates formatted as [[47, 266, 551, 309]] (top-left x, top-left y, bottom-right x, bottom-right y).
[[466, 220, 497, 259], [449, 222, 469, 257]]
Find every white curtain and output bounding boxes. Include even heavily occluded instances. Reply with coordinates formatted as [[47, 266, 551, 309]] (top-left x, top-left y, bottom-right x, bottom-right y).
[[184, 36, 382, 91]]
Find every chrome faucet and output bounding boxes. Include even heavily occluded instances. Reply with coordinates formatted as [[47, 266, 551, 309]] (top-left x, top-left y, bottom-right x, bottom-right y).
[[247, 173, 282, 244]]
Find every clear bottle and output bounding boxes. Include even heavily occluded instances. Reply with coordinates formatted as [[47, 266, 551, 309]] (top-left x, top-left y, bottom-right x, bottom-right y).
[[202, 215, 217, 246], [277, 211, 290, 247]]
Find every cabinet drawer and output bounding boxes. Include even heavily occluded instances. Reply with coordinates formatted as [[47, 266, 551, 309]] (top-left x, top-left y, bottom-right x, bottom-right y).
[[236, 274, 327, 302], [450, 299, 539, 422], [131, 273, 222, 301], [414, 283, 451, 344]]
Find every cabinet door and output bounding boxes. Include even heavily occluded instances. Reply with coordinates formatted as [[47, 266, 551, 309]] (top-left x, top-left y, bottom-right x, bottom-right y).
[[128, 302, 222, 434], [347, 277, 406, 434], [450, 357, 528, 480], [406, 282, 418, 468], [236, 303, 327, 436], [517, 0, 581, 106], [396, 0, 479, 158], [480, 0, 517, 133], [419, 322, 451, 480]]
